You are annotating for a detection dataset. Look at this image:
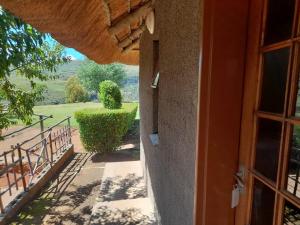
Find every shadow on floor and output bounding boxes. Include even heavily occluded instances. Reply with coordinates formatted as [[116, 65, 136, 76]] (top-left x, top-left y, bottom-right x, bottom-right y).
[[11, 153, 96, 225], [90, 206, 156, 225], [99, 174, 146, 202]]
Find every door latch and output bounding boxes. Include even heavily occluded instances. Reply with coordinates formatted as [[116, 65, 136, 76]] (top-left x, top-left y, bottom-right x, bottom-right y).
[[231, 166, 246, 208], [234, 166, 245, 193]]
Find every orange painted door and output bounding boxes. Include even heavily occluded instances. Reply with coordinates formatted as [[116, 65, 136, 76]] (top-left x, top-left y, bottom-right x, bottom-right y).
[[236, 0, 300, 224]]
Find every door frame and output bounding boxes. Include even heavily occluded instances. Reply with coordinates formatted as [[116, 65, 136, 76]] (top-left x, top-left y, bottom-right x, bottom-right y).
[[234, 0, 265, 224], [194, 0, 251, 225]]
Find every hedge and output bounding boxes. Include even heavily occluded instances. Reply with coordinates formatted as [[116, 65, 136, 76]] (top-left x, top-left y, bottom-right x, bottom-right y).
[[75, 103, 138, 153]]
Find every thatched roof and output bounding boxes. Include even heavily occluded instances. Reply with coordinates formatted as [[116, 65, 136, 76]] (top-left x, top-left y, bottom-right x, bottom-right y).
[[0, 0, 154, 65]]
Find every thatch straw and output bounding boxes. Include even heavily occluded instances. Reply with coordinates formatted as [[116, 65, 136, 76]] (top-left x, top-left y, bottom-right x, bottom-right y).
[[0, 0, 153, 65]]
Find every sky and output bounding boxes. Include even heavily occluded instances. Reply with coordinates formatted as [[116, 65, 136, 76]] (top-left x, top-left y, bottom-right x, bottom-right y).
[[65, 48, 85, 61], [45, 35, 85, 61]]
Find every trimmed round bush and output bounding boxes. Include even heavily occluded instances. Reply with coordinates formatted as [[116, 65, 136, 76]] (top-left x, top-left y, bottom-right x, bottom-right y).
[[75, 103, 138, 153], [99, 80, 122, 109]]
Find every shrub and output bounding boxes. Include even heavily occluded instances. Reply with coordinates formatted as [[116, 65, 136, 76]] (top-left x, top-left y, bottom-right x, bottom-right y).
[[65, 76, 89, 103], [99, 80, 122, 109], [75, 103, 138, 153]]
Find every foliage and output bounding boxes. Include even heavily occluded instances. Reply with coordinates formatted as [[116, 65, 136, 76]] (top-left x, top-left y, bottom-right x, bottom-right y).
[[75, 103, 138, 152], [78, 60, 126, 93], [65, 76, 89, 103], [0, 8, 69, 130], [99, 80, 122, 109]]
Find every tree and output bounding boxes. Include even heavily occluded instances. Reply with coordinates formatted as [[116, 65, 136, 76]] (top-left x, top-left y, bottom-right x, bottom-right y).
[[78, 60, 126, 94], [0, 8, 69, 130], [65, 76, 89, 103]]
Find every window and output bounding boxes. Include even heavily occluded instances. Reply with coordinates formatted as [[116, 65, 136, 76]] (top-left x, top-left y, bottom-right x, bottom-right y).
[[149, 40, 159, 146], [152, 40, 159, 134]]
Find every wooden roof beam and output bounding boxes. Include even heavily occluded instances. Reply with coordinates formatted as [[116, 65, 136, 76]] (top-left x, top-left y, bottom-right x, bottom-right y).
[[108, 0, 152, 35], [118, 24, 146, 48], [128, 0, 131, 13], [122, 38, 140, 54], [102, 0, 111, 26]]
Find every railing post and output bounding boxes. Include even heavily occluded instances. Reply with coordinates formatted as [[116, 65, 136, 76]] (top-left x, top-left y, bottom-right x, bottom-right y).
[[49, 131, 54, 164], [3, 152, 12, 196], [67, 117, 72, 145], [39, 115, 46, 162], [11, 148, 18, 191], [39, 115, 45, 139], [17, 145, 27, 191], [44, 138, 50, 164], [0, 192, 4, 214]]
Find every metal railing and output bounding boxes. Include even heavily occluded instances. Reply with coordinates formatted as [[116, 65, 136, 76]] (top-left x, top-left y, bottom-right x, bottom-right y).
[[0, 116, 72, 213], [2, 114, 52, 140]]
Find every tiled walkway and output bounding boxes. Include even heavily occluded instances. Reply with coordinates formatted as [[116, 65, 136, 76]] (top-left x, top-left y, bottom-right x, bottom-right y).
[[90, 161, 156, 225]]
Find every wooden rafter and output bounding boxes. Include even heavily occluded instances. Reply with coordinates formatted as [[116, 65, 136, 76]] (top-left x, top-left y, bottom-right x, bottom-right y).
[[103, 0, 111, 26], [122, 38, 140, 54], [118, 24, 146, 48], [128, 0, 131, 13], [108, 0, 152, 35]]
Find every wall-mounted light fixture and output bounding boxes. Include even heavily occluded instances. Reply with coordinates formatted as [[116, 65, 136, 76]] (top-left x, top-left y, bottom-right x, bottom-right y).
[[146, 11, 155, 34]]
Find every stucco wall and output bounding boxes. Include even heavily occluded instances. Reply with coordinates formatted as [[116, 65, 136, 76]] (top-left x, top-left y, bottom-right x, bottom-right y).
[[139, 0, 201, 224]]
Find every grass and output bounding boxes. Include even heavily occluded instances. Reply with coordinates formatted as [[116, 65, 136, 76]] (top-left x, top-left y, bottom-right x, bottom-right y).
[[32, 102, 102, 128], [30, 102, 139, 129]]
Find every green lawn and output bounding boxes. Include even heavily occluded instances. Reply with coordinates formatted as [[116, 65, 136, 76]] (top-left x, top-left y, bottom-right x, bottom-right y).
[[30, 102, 139, 129], [32, 102, 102, 128]]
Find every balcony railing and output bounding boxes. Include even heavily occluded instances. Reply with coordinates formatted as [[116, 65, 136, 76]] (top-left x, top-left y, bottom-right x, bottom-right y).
[[0, 116, 72, 213]]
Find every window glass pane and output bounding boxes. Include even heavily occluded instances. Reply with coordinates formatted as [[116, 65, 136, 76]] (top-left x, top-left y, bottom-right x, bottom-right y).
[[294, 77, 300, 117], [283, 201, 300, 225], [255, 119, 282, 182], [286, 126, 300, 198], [264, 0, 295, 45], [251, 179, 275, 225], [259, 48, 290, 114]]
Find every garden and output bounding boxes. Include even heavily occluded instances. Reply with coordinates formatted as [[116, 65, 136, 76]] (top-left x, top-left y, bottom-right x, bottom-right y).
[[75, 80, 138, 153]]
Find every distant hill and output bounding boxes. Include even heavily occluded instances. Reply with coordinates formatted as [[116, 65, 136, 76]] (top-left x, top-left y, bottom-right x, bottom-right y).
[[55, 60, 84, 80], [56, 61, 139, 79], [9, 60, 139, 105]]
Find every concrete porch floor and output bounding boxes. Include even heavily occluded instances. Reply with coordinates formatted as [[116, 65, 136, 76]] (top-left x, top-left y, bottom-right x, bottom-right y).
[[90, 161, 156, 225], [10, 149, 155, 225]]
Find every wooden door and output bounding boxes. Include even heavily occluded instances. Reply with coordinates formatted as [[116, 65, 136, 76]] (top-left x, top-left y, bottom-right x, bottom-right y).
[[236, 0, 300, 224]]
